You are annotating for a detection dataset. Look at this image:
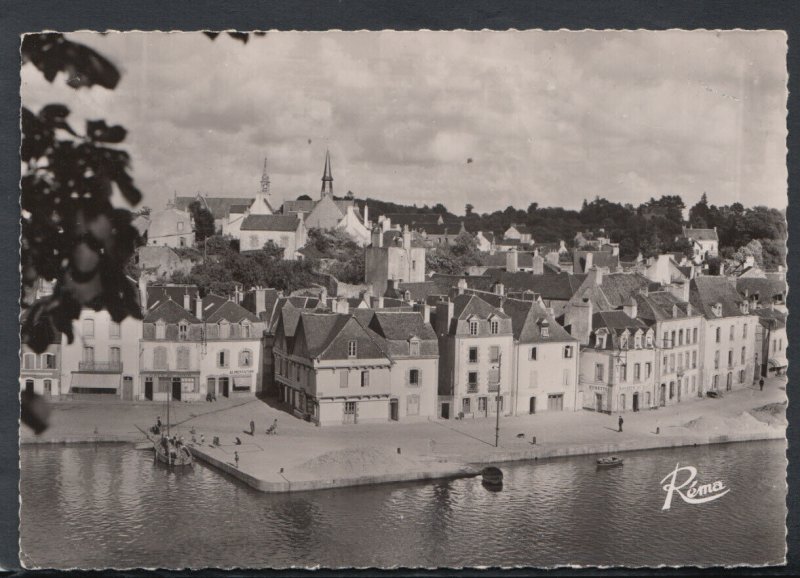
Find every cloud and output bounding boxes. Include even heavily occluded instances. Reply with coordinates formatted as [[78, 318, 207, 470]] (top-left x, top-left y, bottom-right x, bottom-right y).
[[20, 30, 788, 215]]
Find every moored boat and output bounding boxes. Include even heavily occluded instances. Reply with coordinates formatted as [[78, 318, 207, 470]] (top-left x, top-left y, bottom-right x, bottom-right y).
[[154, 437, 193, 468], [596, 456, 624, 468]]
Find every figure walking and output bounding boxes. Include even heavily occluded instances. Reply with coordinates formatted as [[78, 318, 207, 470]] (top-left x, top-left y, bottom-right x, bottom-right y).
[[759, 378, 765, 391], [250, 420, 255, 436], [234, 451, 240, 469], [618, 415, 624, 433]]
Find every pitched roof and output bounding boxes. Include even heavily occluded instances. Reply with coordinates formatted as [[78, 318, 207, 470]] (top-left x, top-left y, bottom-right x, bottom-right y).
[[683, 227, 718, 242], [634, 291, 696, 321], [480, 296, 575, 343], [736, 278, 787, 306], [175, 195, 255, 220], [690, 276, 750, 319], [507, 224, 534, 235], [592, 310, 649, 332], [597, 273, 653, 308], [384, 281, 443, 301], [144, 298, 200, 324], [416, 222, 463, 236], [485, 270, 586, 301], [240, 214, 300, 232], [753, 307, 786, 329], [146, 284, 199, 311], [297, 313, 389, 360], [574, 250, 620, 273], [452, 293, 509, 321], [229, 204, 250, 214], [369, 311, 437, 341], [205, 300, 260, 324], [201, 293, 229, 318], [282, 199, 317, 214]]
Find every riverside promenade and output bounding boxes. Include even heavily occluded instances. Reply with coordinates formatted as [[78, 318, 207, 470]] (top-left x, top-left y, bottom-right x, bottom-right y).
[[21, 377, 787, 493]]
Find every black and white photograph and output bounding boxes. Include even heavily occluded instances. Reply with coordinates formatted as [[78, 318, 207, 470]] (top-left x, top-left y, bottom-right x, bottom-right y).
[[18, 29, 788, 569]]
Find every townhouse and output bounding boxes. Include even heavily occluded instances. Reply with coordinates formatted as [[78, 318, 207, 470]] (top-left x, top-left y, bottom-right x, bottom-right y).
[[20, 311, 61, 397], [434, 293, 514, 420], [753, 307, 787, 378], [634, 286, 703, 406], [690, 276, 759, 394]]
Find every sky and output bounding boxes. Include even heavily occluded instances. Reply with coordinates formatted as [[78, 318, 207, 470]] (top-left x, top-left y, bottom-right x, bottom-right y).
[[20, 30, 788, 214]]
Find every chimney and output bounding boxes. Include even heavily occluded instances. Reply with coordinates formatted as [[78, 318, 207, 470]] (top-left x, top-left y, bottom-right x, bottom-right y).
[[138, 276, 148, 313], [414, 302, 432, 325], [584, 252, 594, 272], [336, 296, 349, 315], [371, 295, 384, 309], [183, 291, 191, 311], [545, 251, 559, 266], [402, 225, 411, 251], [506, 248, 519, 273], [588, 266, 603, 287], [686, 303, 692, 316], [196, 296, 203, 320], [494, 283, 505, 296], [623, 296, 638, 319], [255, 288, 266, 316], [457, 278, 467, 295], [532, 254, 544, 275], [372, 226, 382, 248], [363, 204, 369, 227], [435, 299, 454, 335], [559, 240, 567, 253], [611, 244, 620, 257], [565, 297, 593, 346]]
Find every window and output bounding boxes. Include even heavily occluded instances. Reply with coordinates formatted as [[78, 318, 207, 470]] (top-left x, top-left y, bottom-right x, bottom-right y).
[[179, 237, 186, 247], [530, 347, 537, 360], [361, 370, 369, 388], [645, 362, 652, 378], [634, 363, 641, 382], [663, 331, 669, 346], [412, 260, 416, 271], [178, 321, 188, 341], [217, 350, 229, 368], [678, 329, 684, 346], [713, 374, 719, 388], [619, 364, 627, 382], [241, 322, 251, 339], [714, 351, 720, 370], [44, 379, 52, 394], [239, 349, 252, 367], [692, 351, 697, 368], [662, 355, 668, 375], [467, 372, 478, 391], [727, 350, 733, 367], [219, 320, 230, 339], [741, 346, 746, 365], [348, 340, 357, 358], [739, 369, 745, 384], [156, 320, 166, 340], [42, 353, 56, 369], [462, 398, 471, 414], [249, 235, 259, 249], [490, 320, 499, 335], [715, 327, 721, 343], [634, 334, 642, 349], [83, 346, 94, 363], [345, 401, 357, 415], [409, 369, 420, 386], [153, 347, 167, 370], [564, 345, 573, 359], [83, 318, 95, 337], [409, 339, 420, 356], [109, 322, 121, 339], [684, 352, 689, 370], [743, 324, 748, 339], [109, 347, 121, 364], [22, 353, 35, 369], [176, 347, 190, 370], [478, 396, 487, 412], [177, 221, 184, 232], [541, 324, 549, 338], [646, 333, 653, 348], [620, 394, 626, 410], [693, 328, 698, 343], [340, 370, 349, 388], [671, 331, 676, 348], [669, 382, 675, 399], [489, 346, 500, 363], [595, 363, 604, 382], [469, 347, 478, 363], [469, 321, 479, 335], [669, 354, 675, 372], [563, 369, 570, 386], [729, 325, 735, 340], [620, 335, 628, 350]]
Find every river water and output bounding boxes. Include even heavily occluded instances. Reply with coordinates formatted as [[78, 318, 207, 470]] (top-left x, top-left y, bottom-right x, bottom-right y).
[[20, 440, 786, 569]]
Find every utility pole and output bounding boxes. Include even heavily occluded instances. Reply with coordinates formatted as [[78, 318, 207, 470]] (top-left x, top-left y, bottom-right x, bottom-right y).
[[495, 353, 502, 448]]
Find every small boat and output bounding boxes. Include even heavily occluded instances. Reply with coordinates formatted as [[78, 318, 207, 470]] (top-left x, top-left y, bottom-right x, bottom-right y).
[[597, 456, 624, 468], [154, 438, 193, 468], [481, 466, 504, 486]]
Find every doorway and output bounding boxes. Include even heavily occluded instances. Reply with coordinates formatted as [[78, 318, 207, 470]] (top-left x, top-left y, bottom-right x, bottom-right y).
[[529, 396, 536, 414], [632, 392, 639, 412], [660, 384, 667, 406], [122, 376, 133, 401], [390, 399, 399, 421], [547, 394, 564, 411], [171, 377, 181, 401], [144, 377, 153, 401], [220, 377, 230, 397], [441, 402, 450, 419], [595, 393, 603, 412], [25, 380, 34, 395]]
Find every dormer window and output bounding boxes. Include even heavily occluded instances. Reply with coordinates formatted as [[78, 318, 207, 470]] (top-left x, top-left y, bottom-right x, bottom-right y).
[[646, 333, 653, 348], [712, 303, 723, 318], [540, 319, 549, 338], [620, 333, 629, 350], [469, 320, 479, 336], [241, 321, 251, 338], [634, 332, 642, 349], [490, 319, 500, 335], [404, 290, 412, 302], [348, 340, 357, 358], [740, 301, 749, 314], [219, 320, 230, 339], [156, 320, 166, 340], [672, 304, 679, 318], [178, 321, 188, 341], [409, 338, 420, 356]]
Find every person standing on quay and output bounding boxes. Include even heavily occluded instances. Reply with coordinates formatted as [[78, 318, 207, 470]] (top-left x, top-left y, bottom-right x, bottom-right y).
[[618, 415, 624, 433]]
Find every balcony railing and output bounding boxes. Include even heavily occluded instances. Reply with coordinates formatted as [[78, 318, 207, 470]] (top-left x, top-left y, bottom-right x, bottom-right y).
[[467, 385, 478, 394], [487, 383, 500, 392], [78, 361, 123, 373]]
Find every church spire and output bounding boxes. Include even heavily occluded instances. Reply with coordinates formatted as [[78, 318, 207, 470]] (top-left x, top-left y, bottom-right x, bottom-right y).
[[260, 157, 271, 196], [321, 149, 334, 198]]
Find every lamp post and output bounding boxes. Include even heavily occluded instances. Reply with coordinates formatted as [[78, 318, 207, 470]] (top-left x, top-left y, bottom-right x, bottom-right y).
[[495, 353, 502, 448]]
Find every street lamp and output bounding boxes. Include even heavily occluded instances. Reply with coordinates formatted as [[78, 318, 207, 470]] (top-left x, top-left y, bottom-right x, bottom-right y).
[[495, 353, 502, 447]]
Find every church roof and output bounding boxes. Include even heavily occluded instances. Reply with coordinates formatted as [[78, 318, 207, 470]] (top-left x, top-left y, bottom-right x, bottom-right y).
[[175, 195, 255, 220], [240, 214, 300, 232]]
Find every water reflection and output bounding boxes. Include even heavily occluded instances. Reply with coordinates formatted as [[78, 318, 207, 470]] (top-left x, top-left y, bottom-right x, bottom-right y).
[[20, 441, 786, 569]]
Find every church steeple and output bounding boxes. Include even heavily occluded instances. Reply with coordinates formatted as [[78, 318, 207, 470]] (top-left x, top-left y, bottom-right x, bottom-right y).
[[321, 149, 334, 198], [260, 157, 271, 196]]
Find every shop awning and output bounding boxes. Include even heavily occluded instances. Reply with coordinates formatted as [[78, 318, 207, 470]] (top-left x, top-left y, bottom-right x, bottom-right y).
[[71, 373, 121, 389], [768, 358, 788, 368]]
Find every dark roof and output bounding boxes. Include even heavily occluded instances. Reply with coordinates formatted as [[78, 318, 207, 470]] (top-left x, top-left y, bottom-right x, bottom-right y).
[[634, 291, 696, 321], [597, 273, 652, 308], [240, 214, 300, 232], [281, 199, 316, 214], [683, 227, 718, 242], [229, 204, 250, 214], [452, 293, 510, 321], [479, 296, 575, 343], [384, 213, 458, 227], [753, 308, 786, 329], [690, 276, 750, 319], [736, 278, 787, 306], [205, 300, 260, 324], [296, 313, 389, 360], [416, 223, 463, 236], [369, 311, 436, 341], [146, 284, 199, 311], [200, 293, 229, 318], [574, 251, 620, 273], [144, 298, 200, 324], [485, 270, 585, 301], [175, 196, 254, 220], [429, 273, 497, 294], [384, 281, 443, 301], [507, 224, 534, 235]]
